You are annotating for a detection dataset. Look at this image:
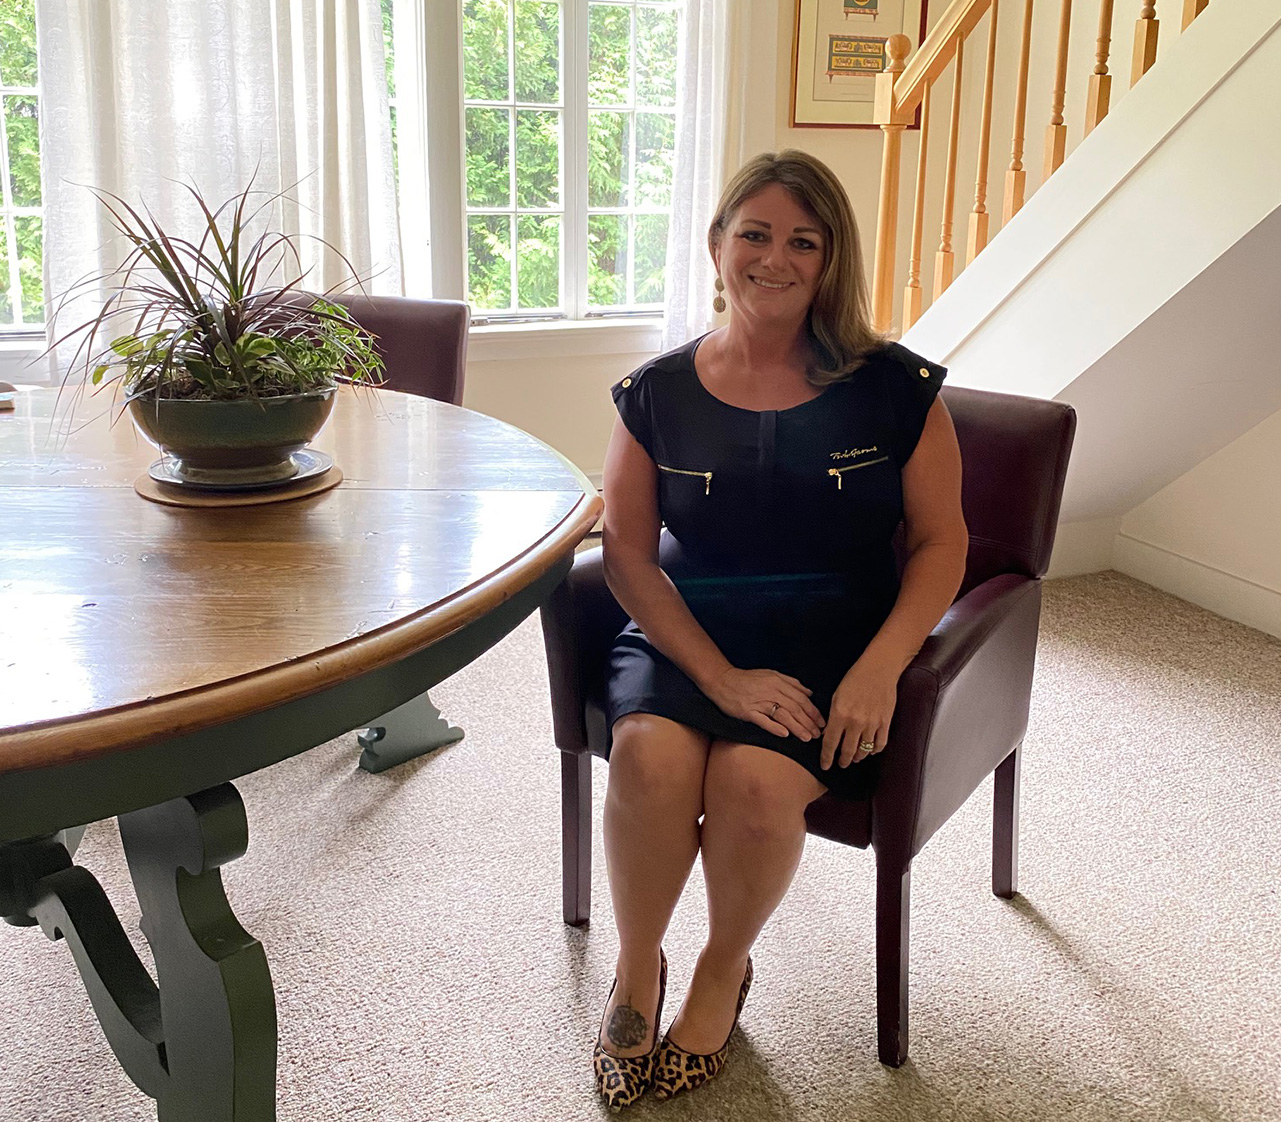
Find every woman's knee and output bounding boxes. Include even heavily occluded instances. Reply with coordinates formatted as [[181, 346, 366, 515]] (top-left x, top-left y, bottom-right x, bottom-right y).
[[608, 715, 708, 815], [703, 743, 822, 840]]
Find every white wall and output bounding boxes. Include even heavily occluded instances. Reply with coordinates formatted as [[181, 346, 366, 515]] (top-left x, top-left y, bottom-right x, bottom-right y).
[[1114, 407, 1281, 639]]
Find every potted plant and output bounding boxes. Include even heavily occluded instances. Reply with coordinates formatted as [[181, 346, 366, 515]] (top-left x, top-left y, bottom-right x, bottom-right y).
[[50, 182, 385, 487]]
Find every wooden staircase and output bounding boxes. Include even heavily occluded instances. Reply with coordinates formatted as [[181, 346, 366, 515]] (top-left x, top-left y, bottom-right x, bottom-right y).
[[869, 0, 1215, 335]]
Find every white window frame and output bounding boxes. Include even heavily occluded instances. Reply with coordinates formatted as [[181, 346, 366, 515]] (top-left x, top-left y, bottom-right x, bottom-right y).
[[403, 0, 671, 345]]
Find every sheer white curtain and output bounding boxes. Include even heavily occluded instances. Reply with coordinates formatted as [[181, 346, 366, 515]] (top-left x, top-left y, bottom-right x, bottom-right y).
[[661, 0, 775, 351], [37, 0, 401, 335]]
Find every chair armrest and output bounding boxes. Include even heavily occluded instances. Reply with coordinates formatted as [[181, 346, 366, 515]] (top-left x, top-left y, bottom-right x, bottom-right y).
[[540, 545, 629, 756], [873, 573, 1043, 865]]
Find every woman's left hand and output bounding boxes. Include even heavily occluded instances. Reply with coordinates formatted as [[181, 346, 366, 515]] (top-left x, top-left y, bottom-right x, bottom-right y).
[[820, 653, 902, 770]]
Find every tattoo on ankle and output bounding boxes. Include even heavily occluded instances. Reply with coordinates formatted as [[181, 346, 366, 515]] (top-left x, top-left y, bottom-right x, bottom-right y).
[[606, 1004, 649, 1048]]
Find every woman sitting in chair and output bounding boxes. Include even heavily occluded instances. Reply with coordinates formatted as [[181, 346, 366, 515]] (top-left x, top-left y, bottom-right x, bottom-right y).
[[595, 149, 969, 1108]]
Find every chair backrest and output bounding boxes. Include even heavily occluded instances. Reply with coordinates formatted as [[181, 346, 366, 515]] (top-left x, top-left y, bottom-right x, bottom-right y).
[[333, 294, 470, 405], [941, 385, 1076, 597]]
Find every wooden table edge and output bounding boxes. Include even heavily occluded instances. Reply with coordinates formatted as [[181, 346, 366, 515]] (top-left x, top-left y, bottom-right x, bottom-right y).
[[0, 491, 603, 774]]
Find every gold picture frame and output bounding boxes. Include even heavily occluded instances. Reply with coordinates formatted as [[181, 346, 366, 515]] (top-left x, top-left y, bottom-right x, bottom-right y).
[[790, 0, 928, 129]]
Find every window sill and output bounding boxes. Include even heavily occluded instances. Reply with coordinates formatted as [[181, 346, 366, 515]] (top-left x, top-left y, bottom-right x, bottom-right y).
[[467, 317, 664, 364], [0, 337, 54, 386]]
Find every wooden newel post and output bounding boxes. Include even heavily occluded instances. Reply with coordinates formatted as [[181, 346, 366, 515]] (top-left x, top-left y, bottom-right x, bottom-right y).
[[871, 34, 913, 336]]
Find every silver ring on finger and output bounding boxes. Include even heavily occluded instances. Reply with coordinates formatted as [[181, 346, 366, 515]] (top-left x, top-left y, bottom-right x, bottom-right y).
[[769, 702, 780, 718]]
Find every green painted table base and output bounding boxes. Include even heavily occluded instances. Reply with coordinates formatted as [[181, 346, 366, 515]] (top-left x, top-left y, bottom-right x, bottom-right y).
[[0, 785, 274, 1121], [0, 555, 574, 1120], [356, 690, 466, 773]]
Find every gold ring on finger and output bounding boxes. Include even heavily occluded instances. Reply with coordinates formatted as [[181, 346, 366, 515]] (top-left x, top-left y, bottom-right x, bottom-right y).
[[858, 740, 876, 753]]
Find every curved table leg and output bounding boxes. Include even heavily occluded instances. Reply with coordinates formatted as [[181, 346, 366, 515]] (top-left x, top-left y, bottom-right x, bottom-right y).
[[0, 784, 275, 1121], [356, 689, 466, 773]]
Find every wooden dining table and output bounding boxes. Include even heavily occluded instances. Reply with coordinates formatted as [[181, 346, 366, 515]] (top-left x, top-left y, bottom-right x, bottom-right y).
[[0, 384, 602, 1121]]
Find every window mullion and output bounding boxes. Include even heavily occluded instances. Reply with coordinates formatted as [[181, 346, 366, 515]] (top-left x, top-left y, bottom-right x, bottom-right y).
[[563, 0, 589, 320]]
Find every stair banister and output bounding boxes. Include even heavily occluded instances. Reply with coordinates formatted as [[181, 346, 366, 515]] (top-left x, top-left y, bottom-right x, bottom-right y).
[[867, 0, 1212, 337]]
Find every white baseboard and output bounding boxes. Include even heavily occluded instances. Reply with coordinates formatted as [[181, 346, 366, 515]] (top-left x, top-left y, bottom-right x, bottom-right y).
[[1046, 516, 1121, 578], [1114, 532, 1281, 641]]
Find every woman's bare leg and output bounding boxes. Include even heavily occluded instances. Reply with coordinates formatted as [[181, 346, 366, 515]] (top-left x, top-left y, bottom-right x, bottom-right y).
[[666, 741, 825, 1053], [600, 713, 711, 1057]]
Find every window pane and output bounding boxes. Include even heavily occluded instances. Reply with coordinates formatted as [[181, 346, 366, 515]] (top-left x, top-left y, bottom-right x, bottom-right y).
[[588, 111, 629, 208], [514, 1, 560, 105], [517, 214, 560, 309], [588, 3, 631, 105], [389, 104, 399, 183], [4, 96, 40, 207], [381, 0, 395, 97], [634, 213, 667, 305], [636, 7, 678, 107], [463, 0, 510, 101], [14, 215, 42, 324], [634, 112, 674, 208], [588, 214, 628, 307], [466, 107, 511, 208], [515, 110, 559, 208], [0, 0, 37, 87], [468, 215, 513, 309], [0, 222, 12, 325]]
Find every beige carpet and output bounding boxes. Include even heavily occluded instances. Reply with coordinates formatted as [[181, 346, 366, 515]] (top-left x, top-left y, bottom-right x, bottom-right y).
[[3, 570, 1280, 1121]]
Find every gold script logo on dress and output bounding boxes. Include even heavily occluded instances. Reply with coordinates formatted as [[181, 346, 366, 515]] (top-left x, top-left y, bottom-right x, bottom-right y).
[[829, 445, 879, 462]]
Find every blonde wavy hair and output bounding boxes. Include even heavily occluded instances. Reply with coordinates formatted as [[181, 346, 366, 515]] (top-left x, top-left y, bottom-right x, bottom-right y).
[[707, 149, 883, 385]]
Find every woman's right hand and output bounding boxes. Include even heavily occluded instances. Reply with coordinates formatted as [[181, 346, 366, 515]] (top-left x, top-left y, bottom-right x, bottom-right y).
[[704, 667, 826, 741]]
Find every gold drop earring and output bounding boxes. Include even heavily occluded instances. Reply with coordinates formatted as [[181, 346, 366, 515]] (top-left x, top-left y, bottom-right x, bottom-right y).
[[713, 276, 726, 314]]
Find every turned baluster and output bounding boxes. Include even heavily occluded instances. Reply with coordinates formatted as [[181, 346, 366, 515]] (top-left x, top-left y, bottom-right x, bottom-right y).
[[1182, 0, 1208, 31], [871, 34, 913, 335], [1085, 0, 1115, 136], [1132, 2, 1158, 86], [1003, 0, 1034, 224], [1043, 0, 1072, 179], [902, 83, 932, 331], [967, 0, 999, 266], [934, 37, 964, 301]]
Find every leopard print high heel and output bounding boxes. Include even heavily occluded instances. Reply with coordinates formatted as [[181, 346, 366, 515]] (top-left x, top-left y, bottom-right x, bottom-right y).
[[593, 949, 669, 1112], [651, 956, 753, 1101]]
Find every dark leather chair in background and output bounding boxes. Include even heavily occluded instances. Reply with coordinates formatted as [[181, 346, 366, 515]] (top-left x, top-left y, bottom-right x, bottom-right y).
[[332, 293, 469, 405], [539, 385, 1076, 1067], [328, 293, 472, 769]]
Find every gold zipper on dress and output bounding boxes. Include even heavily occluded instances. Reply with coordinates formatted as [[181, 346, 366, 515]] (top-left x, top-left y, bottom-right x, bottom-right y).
[[827, 455, 889, 490], [657, 464, 713, 495]]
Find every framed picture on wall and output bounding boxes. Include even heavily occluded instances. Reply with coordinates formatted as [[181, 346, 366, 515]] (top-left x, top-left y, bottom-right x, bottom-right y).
[[790, 0, 929, 128]]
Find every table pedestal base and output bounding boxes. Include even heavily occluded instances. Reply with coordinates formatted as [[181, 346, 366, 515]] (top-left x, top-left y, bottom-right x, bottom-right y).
[[356, 690, 465, 773], [0, 785, 275, 1121]]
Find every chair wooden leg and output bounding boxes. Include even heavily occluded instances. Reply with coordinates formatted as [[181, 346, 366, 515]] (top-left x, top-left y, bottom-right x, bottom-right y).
[[561, 751, 592, 927], [992, 742, 1022, 900], [875, 861, 911, 1067]]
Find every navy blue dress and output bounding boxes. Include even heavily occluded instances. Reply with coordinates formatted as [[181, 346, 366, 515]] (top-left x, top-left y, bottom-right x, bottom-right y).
[[605, 333, 947, 800]]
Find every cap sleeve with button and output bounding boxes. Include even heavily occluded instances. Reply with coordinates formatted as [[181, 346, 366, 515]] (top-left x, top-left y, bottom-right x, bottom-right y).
[[610, 366, 655, 460], [882, 343, 948, 466]]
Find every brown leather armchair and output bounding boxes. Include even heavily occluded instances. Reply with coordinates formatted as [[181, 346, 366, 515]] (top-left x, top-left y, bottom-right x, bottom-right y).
[[539, 384, 1076, 1067], [332, 293, 470, 404]]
